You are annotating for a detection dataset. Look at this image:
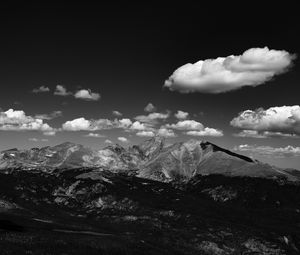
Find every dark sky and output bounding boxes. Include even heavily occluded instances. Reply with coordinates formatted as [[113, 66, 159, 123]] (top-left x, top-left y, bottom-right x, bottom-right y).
[[0, 3, 299, 169]]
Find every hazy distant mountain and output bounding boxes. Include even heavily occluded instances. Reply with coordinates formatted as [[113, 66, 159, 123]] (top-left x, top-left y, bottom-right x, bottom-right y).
[[1, 137, 299, 182]]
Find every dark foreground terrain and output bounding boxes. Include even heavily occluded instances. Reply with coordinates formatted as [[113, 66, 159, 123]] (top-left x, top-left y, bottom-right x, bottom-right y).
[[0, 138, 300, 254], [0, 168, 300, 254]]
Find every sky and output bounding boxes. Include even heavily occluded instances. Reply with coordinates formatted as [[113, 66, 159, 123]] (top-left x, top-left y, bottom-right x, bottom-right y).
[[0, 3, 300, 169]]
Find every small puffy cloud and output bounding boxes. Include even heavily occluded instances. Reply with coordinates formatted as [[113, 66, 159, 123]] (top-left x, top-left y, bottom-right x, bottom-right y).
[[0, 109, 54, 132], [186, 128, 223, 137], [166, 119, 223, 137], [105, 139, 113, 144], [117, 118, 132, 128], [29, 138, 48, 142], [130, 121, 150, 131], [84, 133, 105, 138], [167, 120, 204, 130], [157, 127, 176, 137], [54, 85, 100, 101], [136, 131, 156, 137], [62, 117, 116, 131], [231, 105, 300, 136], [35, 111, 62, 120], [174, 110, 189, 120], [32, 86, 50, 93], [54, 85, 72, 96], [234, 144, 300, 158], [135, 112, 170, 124], [43, 131, 56, 136], [118, 137, 129, 143], [112, 110, 123, 117], [144, 103, 157, 113], [74, 89, 100, 101], [62, 117, 92, 131], [165, 47, 296, 93], [93, 119, 114, 130]]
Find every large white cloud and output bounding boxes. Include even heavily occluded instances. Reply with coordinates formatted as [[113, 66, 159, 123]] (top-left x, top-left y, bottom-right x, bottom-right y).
[[234, 144, 300, 158], [74, 89, 100, 101], [231, 105, 300, 136], [0, 109, 54, 133], [164, 47, 295, 93]]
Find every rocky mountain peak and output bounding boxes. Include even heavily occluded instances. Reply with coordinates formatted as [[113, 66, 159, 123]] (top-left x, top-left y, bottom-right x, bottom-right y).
[[137, 135, 165, 159]]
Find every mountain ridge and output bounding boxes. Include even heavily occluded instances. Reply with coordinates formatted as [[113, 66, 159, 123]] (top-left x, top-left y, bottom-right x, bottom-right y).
[[1, 137, 299, 182]]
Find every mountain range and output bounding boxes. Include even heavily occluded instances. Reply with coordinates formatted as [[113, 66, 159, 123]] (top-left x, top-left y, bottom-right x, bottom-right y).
[[1, 137, 299, 182], [0, 137, 300, 254]]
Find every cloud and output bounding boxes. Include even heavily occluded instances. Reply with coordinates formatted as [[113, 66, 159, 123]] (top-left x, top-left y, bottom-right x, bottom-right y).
[[186, 128, 223, 137], [84, 133, 106, 138], [233, 130, 299, 138], [117, 118, 132, 128], [29, 138, 48, 142], [35, 111, 62, 120], [135, 112, 170, 125], [166, 119, 223, 137], [233, 130, 267, 138], [164, 47, 296, 93], [144, 103, 157, 113], [157, 127, 176, 137], [174, 110, 189, 120], [118, 137, 129, 143], [62, 117, 125, 131], [93, 119, 114, 129], [105, 139, 113, 144], [62, 117, 92, 131], [74, 89, 100, 101], [32, 86, 50, 93], [0, 109, 54, 132], [136, 131, 156, 137], [43, 131, 56, 136], [231, 105, 300, 136], [234, 144, 300, 158], [112, 110, 123, 117], [166, 120, 204, 130], [130, 121, 152, 131], [54, 85, 72, 96]]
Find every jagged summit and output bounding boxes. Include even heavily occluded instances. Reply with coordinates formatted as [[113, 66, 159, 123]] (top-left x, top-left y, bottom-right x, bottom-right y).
[[137, 135, 165, 159], [0, 138, 298, 182]]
